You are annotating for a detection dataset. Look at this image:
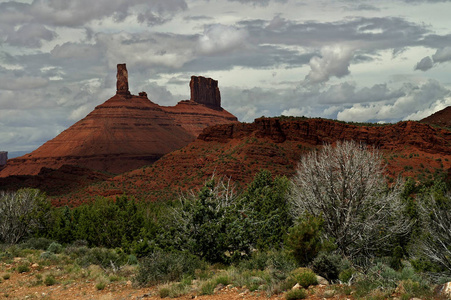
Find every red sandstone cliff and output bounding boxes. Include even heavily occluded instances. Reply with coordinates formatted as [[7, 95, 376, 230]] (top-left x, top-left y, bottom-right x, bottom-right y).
[[420, 106, 451, 128], [51, 116, 450, 204], [0, 64, 237, 177]]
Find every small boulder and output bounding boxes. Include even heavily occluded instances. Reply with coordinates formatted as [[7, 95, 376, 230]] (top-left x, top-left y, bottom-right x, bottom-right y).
[[323, 289, 335, 298], [316, 275, 329, 285], [292, 283, 302, 290]]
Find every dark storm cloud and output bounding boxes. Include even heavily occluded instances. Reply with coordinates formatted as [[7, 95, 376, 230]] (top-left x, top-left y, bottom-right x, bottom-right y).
[[415, 56, 434, 71]]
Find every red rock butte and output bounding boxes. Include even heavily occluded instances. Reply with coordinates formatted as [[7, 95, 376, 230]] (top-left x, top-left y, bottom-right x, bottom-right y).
[[0, 64, 238, 176]]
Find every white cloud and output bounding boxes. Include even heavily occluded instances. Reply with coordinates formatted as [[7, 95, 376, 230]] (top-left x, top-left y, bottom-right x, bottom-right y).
[[337, 80, 451, 122], [305, 45, 354, 83], [281, 107, 309, 117], [198, 24, 248, 55]]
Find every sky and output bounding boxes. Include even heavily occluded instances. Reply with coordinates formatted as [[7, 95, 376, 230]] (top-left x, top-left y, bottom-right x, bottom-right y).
[[1, 0, 451, 155]]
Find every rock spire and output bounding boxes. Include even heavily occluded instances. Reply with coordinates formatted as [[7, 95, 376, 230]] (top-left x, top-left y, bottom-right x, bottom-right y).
[[190, 76, 221, 108], [116, 63, 130, 95]]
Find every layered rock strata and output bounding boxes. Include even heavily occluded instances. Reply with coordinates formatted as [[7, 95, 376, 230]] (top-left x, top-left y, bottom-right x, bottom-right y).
[[0, 65, 237, 176]]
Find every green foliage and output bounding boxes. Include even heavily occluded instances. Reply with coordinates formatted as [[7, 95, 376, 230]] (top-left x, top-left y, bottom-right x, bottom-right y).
[[3, 273, 10, 280], [75, 247, 128, 269], [44, 275, 56, 286], [17, 264, 30, 273], [95, 280, 107, 290], [285, 288, 307, 300], [338, 268, 355, 284], [286, 215, 324, 265], [312, 252, 342, 281], [20, 237, 54, 250], [200, 280, 216, 295], [238, 170, 293, 250], [135, 250, 206, 286], [47, 242, 63, 254], [291, 268, 317, 288], [159, 287, 170, 298], [238, 250, 296, 276]]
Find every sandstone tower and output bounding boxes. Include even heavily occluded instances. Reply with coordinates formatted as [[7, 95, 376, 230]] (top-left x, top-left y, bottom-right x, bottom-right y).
[[116, 63, 130, 96], [190, 76, 221, 109]]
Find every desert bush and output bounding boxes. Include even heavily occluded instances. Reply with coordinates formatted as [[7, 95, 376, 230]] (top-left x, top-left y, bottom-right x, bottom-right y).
[[17, 264, 30, 273], [238, 250, 296, 276], [291, 268, 317, 288], [312, 252, 342, 281], [135, 250, 205, 286], [199, 280, 216, 295], [290, 140, 412, 262], [75, 247, 128, 270], [20, 237, 54, 250], [47, 242, 63, 254], [0, 189, 51, 244], [40, 251, 57, 261], [285, 288, 307, 300], [44, 275, 56, 286]]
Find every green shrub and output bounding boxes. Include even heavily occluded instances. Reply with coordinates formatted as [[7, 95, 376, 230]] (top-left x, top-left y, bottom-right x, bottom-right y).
[[47, 242, 63, 254], [280, 276, 298, 291], [291, 268, 317, 288], [312, 252, 341, 281], [40, 251, 57, 261], [286, 215, 324, 265], [3, 273, 10, 280], [338, 268, 355, 284], [44, 275, 56, 286], [200, 280, 216, 295], [95, 280, 107, 290], [159, 287, 170, 298], [214, 274, 230, 286], [285, 288, 307, 300], [17, 264, 30, 273], [135, 250, 205, 286], [20, 237, 54, 250], [76, 247, 127, 269]]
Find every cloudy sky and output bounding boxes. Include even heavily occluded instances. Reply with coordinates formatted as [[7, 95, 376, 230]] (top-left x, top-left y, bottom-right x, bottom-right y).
[[1, 0, 451, 156]]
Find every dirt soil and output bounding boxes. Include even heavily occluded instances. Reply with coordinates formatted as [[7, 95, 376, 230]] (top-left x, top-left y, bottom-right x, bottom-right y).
[[0, 260, 346, 300]]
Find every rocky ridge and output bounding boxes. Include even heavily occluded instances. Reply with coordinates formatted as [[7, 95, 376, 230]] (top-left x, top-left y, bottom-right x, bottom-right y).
[[420, 106, 451, 128], [47, 117, 451, 205]]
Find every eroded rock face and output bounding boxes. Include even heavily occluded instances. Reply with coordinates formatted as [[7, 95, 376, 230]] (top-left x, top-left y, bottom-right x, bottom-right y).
[[116, 63, 130, 95], [199, 117, 451, 155], [190, 76, 221, 108]]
